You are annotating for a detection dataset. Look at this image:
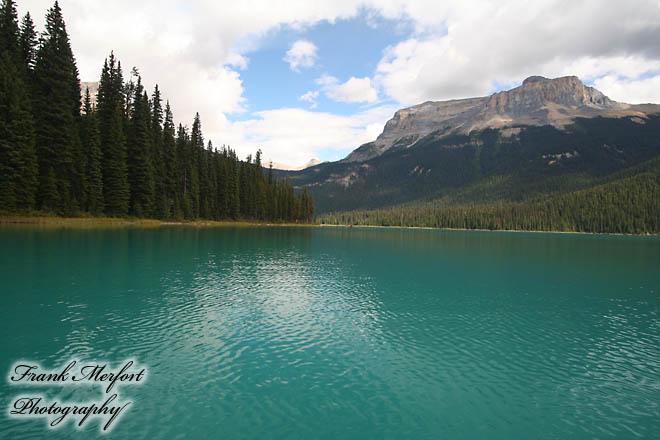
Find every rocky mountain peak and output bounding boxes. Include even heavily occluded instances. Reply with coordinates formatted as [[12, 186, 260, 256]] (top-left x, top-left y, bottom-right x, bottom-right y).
[[522, 75, 548, 85], [343, 75, 657, 163], [483, 75, 618, 119]]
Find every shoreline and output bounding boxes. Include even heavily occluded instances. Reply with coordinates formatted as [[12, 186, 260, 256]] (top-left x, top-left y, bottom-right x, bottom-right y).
[[1, 215, 657, 236], [0, 215, 316, 229], [317, 223, 659, 237]]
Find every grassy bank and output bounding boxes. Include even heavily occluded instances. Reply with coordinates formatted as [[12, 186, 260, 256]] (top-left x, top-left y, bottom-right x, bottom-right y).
[[0, 213, 317, 229]]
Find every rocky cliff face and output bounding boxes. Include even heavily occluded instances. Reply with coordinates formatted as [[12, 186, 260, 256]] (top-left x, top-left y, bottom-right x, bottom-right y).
[[80, 81, 99, 107], [344, 76, 660, 162]]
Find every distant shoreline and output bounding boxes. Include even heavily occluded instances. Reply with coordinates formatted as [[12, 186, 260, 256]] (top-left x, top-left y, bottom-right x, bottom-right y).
[[317, 223, 659, 237]]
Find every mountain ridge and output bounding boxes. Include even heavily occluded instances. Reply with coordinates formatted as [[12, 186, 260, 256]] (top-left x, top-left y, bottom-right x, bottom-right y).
[[343, 75, 660, 163]]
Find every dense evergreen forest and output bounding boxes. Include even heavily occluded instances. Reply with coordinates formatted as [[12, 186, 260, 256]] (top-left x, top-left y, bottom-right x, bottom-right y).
[[318, 156, 660, 234], [0, 0, 314, 222]]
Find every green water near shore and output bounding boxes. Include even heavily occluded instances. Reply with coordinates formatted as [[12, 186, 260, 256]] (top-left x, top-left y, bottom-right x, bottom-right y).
[[1, 226, 659, 439]]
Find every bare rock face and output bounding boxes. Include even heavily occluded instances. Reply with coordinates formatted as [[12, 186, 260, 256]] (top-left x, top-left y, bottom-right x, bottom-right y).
[[484, 76, 616, 116], [80, 81, 99, 108], [522, 75, 547, 85], [344, 97, 487, 162], [343, 75, 660, 163]]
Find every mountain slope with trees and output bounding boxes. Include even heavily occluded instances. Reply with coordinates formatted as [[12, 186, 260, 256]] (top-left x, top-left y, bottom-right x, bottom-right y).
[[306, 116, 660, 233], [317, 155, 660, 234], [285, 81, 660, 233]]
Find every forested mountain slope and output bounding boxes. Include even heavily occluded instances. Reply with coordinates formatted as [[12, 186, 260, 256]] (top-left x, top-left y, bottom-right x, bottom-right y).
[[289, 115, 660, 215]]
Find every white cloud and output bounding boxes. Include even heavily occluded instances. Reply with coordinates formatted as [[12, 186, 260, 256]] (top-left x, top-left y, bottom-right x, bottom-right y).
[[317, 75, 379, 103], [372, 0, 660, 105], [210, 105, 397, 167], [375, 36, 480, 105], [593, 74, 660, 105], [283, 39, 318, 72], [299, 90, 319, 108], [226, 52, 249, 70]]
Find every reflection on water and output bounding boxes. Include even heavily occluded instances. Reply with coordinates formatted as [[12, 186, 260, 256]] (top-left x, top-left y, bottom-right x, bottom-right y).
[[1, 226, 659, 439]]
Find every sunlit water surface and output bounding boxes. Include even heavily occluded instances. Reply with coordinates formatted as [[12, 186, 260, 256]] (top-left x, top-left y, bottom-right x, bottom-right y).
[[1, 226, 659, 439]]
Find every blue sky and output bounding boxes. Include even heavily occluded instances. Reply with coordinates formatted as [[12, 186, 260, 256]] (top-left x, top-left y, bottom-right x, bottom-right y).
[[20, 0, 660, 167], [223, 13, 415, 166], [237, 13, 410, 119]]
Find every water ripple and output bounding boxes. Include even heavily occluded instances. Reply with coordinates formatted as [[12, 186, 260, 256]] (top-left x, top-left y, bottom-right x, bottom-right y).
[[0, 227, 659, 439]]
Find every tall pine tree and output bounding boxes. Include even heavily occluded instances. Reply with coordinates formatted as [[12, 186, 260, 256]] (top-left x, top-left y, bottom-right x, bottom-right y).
[[0, 0, 37, 211], [151, 84, 168, 217], [162, 101, 178, 218], [18, 12, 36, 70], [176, 124, 192, 218], [32, 1, 82, 213], [81, 88, 103, 214], [97, 52, 129, 216], [189, 113, 203, 218], [127, 77, 155, 217]]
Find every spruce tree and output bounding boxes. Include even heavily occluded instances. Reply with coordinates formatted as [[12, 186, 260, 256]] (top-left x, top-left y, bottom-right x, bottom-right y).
[[0, 0, 38, 211], [216, 146, 229, 218], [127, 77, 155, 217], [238, 155, 248, 217], [81, 88, 103, 214], [255, 150, 266, 219], [150, 84, 163, 144], [176, 124, 192, 218], [0, 50, 38, 211], [150, 85, 168, 217], [190, 113, 203, 217], [18, 12, 36, 70], [0, 0, 19, 58], [32, 1, 82, 213], [227, 149, 239, 219], [162, 101, 178, 218], [97, 52, 129, 216], [204, 140, 216, 218]]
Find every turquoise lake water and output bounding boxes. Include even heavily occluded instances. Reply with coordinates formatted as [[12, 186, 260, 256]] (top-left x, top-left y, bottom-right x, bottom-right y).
[[1, 226, 659, 439]]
